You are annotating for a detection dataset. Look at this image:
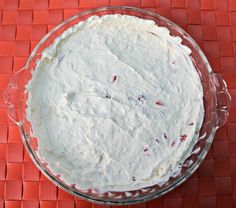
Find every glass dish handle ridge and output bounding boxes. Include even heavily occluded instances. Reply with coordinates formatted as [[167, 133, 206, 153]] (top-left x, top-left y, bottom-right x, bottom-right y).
[[212, 73, 231, 128], [3, 69, 25, 125]]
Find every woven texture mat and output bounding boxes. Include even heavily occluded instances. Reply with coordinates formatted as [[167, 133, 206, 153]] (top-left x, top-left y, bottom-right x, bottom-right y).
[[0, 0, 236, 207]]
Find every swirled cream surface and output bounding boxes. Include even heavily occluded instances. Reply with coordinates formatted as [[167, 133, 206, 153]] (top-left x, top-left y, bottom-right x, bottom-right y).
[[26, 15, 204, 191]]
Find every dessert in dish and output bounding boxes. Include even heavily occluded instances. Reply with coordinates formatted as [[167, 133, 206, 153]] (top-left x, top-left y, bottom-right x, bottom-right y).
[[26, 14, 204, 191]]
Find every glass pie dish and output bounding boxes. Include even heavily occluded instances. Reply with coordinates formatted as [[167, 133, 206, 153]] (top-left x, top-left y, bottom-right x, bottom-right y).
[[3, 6, 231, 205]]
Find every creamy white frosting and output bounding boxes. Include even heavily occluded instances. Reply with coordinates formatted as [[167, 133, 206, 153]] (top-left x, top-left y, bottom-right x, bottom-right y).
[[26, 15, 204, 191]]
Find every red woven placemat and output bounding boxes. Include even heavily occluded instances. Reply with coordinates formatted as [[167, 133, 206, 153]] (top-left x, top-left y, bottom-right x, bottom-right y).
[[0, 0, 235, 207]]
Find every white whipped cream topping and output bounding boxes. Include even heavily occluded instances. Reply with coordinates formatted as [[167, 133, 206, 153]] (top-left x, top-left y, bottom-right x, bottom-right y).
[[26, 15, 204, 191]]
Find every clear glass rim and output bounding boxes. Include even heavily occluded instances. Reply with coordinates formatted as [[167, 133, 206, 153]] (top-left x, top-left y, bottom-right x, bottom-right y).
[[18, 6, 217, 205]]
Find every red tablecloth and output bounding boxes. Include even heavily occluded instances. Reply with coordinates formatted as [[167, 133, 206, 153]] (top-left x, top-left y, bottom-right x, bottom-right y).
[[0, 0, 235, 207]]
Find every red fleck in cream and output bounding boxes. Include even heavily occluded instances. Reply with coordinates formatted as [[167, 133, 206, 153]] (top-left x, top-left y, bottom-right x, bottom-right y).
[[180, 135, 187, 142], [112, 75, 117, 83], [155, 101, 164, 106], [164, 133, 168, 139]]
